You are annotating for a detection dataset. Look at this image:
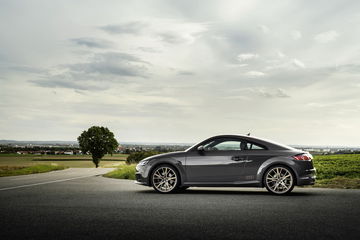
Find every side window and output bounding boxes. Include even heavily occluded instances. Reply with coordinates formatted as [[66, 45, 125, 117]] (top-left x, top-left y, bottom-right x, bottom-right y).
[[246, 142, 266, 150], [203, 139, 242, 151], [214, 141, 241, 151]]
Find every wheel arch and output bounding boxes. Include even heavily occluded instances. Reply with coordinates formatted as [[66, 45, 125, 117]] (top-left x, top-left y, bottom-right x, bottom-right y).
[[147, 160, 184, 186], [258, 161, 298, 187]]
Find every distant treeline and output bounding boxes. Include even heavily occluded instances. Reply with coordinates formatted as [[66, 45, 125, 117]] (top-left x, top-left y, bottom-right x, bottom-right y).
[[0, 145, 80, 153], [0, 144, 187, 155], [314, 150, 360, 155]]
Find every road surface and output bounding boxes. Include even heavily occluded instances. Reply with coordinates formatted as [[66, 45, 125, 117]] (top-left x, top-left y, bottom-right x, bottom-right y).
[[0, 168, 359, 240]]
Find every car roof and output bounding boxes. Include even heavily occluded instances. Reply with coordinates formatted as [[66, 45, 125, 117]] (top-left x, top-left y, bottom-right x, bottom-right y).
[[189, 134, 296, 151]]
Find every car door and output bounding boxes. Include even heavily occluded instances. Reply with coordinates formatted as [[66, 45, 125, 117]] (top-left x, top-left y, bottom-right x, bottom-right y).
[[185, 138, 248, 183], [241, 142, 272, 181]]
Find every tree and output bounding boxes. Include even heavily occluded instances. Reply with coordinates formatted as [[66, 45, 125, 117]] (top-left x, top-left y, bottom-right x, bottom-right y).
[[77, 126, 118, 168]]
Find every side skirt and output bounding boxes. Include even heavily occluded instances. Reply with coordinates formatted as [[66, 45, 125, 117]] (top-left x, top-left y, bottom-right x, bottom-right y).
[[182, 180, 262, 187]]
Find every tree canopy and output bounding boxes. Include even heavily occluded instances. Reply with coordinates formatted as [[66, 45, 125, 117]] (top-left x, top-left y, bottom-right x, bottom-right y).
[[77, 126, 118, 168]]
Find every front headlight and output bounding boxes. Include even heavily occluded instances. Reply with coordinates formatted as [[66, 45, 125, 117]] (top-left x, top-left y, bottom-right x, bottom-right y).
[[138, 159, 150, 166]]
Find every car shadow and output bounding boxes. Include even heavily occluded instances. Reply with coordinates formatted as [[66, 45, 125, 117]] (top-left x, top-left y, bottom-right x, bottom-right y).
[[138, 188, 317, 196]]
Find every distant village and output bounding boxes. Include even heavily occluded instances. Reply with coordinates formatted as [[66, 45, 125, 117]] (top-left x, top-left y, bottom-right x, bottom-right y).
[[0, 141, 359, 155], [0, 141, 191, 155]]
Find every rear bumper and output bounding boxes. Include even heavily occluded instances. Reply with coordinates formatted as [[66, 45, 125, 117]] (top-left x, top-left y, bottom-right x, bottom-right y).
[[297, 168, 316, 185]]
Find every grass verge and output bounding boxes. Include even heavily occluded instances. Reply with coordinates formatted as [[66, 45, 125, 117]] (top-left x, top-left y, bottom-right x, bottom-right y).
[[103, 164, 136, 180], [0, 165, 67, 177], [314, 177, 360, 189]]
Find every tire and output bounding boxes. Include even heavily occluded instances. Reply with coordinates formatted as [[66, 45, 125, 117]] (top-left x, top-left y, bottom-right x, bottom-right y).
[[264, 165, 295, 195], [151, 164, 180, 193]]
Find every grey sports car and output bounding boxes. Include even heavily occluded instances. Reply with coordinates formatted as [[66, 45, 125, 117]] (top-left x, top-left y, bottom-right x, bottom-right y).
[[135, 135, 316, 194]]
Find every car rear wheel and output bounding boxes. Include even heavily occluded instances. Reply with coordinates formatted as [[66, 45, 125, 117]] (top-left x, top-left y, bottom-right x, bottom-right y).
[[151, 165, 179, 193], [264, 166, 295, 195]]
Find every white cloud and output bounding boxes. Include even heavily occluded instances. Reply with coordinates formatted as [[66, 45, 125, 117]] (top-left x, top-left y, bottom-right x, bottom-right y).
[[292, 59, 306, 69], [277, 51, 285, 58], [237, 53, 258, 62], [314, 30, 339, 43], [245, 71, 265, 77], [258, 25, 270, 34], [275, 88, 290, 98], [291, 30, 302, 40], [154, 20, 208, 45], [229, 87, 290, 99], [257, 88, 290, 98]]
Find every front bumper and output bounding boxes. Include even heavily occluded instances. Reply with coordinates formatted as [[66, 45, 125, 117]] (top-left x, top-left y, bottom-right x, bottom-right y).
[[135, 163, 150, 186], [134, 180, 148, 186], [135, 173, 149, 186]]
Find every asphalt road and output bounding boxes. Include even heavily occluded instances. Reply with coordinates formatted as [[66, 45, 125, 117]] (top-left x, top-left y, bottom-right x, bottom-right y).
[[0, 169, 359, 240]]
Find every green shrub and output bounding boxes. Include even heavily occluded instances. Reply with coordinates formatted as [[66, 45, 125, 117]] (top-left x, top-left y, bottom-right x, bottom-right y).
[[104, 164, 136, 180], [126, 151, 160, 165]]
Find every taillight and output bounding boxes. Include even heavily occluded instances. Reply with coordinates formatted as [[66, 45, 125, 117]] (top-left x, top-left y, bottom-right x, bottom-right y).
[[293, 153, 313, 161]]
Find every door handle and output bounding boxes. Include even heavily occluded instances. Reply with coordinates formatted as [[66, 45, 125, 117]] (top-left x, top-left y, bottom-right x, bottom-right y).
[[231, 156, 246, 161]]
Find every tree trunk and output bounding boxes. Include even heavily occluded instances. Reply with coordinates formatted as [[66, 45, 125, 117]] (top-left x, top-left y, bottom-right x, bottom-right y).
[[93, 158, 99, 168]]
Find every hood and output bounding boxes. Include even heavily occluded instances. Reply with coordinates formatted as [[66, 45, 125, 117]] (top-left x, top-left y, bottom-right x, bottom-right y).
[[144, 151, 186, 161]]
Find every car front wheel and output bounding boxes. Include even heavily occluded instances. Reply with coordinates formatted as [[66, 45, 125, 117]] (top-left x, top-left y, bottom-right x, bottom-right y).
[[264, 166, 295, 195], [151, 165, 179, 193]]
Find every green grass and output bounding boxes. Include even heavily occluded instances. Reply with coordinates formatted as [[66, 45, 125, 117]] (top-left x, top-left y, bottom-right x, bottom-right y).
[[103, 164, 136, 180], [311, 154, 360, 189], [313, 154, 360, 179], [0, 153, 128, 168], [314, 177, 360, 189], [0, 164, 67, 177]]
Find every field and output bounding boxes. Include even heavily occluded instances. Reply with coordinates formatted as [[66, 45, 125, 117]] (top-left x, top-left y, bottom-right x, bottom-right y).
[[0, 165, 67, 177], [0, 153, 128, 168], [312, 154, 360, 188]]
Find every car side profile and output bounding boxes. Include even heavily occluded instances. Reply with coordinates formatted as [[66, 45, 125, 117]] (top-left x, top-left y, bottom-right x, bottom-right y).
[[135, 135, 316, 195]]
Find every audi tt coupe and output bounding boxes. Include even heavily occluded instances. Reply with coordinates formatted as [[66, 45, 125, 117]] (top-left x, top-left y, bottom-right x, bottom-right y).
[[135, 135, 316, 195]]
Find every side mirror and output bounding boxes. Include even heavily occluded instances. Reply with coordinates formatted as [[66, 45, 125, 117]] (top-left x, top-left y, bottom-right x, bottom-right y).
[[197, 146, 205, 152]]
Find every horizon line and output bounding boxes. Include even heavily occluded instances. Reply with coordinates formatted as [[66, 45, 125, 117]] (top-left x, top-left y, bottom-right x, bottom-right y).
[[0, 139, 359, 148]]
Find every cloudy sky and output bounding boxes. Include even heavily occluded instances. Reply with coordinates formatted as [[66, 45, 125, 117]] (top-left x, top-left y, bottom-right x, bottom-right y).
[[1, 0, 360, 146]]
